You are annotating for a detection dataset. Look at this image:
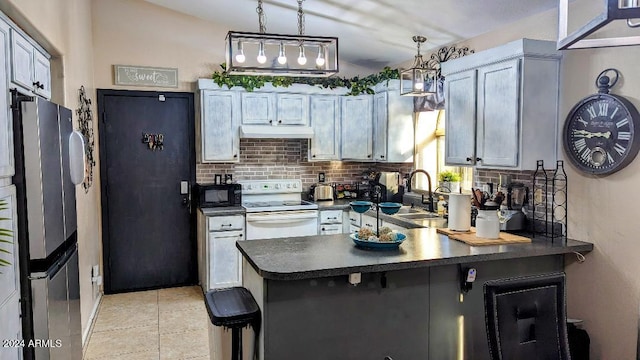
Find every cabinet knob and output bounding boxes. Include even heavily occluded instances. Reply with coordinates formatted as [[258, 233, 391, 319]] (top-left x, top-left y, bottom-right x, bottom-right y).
[[233, 154, 238, 158], [367, 154, 372, 158], [466, 157, 473, 162], [321, 227, 326, 231], [381, 155, 385, 159], [278, 120, 282, 124], [476, 157, 482, 162], [312, 154, 316, 158], [269, 120, 273, 124]]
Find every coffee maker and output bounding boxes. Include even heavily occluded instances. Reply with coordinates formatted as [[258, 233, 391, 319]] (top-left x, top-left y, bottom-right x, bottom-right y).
[[496, 174, 528, 231]]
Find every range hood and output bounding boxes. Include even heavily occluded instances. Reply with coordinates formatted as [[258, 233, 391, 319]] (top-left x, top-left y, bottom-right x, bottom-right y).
[[239, 125, 314, 139]]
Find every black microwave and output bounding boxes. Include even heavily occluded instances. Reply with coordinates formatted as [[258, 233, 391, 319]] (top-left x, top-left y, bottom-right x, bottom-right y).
[[197, 183, 242, 208]]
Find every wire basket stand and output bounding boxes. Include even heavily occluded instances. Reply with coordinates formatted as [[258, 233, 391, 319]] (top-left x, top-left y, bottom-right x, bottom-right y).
[[531, 160, 568, 242]]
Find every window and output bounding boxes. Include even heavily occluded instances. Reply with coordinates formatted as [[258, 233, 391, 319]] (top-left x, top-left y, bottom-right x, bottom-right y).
[[414, 110, 472, 192]]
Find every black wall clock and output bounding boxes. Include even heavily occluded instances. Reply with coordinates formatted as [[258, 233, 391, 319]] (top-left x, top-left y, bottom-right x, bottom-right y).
[[563, 69, 640, 175]]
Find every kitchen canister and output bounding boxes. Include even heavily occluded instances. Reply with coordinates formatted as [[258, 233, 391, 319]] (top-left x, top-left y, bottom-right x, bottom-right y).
[[448, 193, 471, 231], [476, 210, 500, 239]]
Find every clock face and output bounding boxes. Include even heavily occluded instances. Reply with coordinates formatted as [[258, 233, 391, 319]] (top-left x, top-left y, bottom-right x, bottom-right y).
[[563, 94, 640, 175]]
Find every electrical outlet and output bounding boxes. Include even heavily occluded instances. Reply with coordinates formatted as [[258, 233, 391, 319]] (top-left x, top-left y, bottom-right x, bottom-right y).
[[318, 172, 325, 183]]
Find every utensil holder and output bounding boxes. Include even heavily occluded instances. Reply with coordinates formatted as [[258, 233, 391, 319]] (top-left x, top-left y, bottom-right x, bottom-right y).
[[476, 210, 500, 239]]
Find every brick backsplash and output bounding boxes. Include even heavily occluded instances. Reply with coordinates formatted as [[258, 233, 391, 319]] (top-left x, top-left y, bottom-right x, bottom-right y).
[[474, 168, 563, 234], [196, 139, 414, 190]]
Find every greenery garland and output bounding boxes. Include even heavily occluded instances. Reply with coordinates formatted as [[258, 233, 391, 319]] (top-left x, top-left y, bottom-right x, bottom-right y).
[[0, 199, 12, 272], [211, 64, 399, 96]]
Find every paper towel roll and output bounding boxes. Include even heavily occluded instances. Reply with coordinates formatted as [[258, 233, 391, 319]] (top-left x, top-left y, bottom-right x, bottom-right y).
[[448, 193, 471, 231]]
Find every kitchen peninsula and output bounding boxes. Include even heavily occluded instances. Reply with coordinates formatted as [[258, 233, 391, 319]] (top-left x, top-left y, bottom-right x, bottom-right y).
[[236, 228, 592, 360]]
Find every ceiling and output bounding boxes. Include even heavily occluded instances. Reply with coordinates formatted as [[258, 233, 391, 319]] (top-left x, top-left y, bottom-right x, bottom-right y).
[[145, 0, 558, 71]]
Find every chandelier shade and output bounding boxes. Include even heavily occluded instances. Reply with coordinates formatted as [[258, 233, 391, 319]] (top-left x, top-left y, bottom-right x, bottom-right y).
[[225, 32, 338, 77], [400, 36, 437, 96]]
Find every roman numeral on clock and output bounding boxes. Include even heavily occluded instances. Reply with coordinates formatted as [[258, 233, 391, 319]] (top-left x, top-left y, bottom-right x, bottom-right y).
[[577, 116, 588, 126], [574, 138, 587, 153], [618, 131, 631, 141], [610, 106, 619, 119], [587, 106, 597, 119], [614, 143, 626, 155], [617, 118, 629, 128], [607, 152, 615, 164], [580, 147, 591, 163], [598, 102, 609, 116]]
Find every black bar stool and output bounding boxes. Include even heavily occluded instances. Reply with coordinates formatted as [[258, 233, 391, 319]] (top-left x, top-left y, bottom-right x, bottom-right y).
[[205, 287, 261, 360]]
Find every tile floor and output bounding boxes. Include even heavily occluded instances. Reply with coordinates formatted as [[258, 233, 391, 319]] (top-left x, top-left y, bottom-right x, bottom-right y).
[[83, 286, 210, 360]]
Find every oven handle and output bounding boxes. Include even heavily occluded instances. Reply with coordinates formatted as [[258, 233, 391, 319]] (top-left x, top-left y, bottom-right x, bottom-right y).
[[246, 213, 318, 223]]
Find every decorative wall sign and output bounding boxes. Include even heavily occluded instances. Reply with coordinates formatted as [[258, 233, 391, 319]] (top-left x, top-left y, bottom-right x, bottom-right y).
[[76, 86, 95, 193], [141, 133, 164, 151], [114, 65, 178, 88]]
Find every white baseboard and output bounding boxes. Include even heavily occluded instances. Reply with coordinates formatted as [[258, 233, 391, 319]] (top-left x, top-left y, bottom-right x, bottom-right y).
[[82, 292, 103, 347]]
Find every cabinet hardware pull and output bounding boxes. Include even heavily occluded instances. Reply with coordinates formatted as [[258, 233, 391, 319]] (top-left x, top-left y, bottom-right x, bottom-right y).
[[312, 155, 316, 158], [381, 155, 385, 158], [278, 120, 282, 123], [321, 227, 325, 231], [466, 157, 473, 162], [233, 154, 238, 158], [367, 154, 372, 158], [269, 120, 273, 124], [221, 224, 233, 227], [476, 157, 482, 162]]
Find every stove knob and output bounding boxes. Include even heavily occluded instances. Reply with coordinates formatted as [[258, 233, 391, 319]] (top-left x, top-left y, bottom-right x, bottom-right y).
[[287, 183, 292, 188], [275, 184, 281, 189]]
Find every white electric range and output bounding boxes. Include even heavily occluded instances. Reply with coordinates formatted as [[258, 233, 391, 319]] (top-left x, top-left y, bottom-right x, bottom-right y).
[[240, 180, 318, 240]]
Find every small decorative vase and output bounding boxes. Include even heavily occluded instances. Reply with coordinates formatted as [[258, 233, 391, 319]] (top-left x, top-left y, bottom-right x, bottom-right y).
[[476, 210, 500, 239]]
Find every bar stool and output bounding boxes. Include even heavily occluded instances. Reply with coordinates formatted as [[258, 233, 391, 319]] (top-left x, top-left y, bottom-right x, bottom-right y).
[[205, 287, 261, 360], [484, 272, 572, 360]]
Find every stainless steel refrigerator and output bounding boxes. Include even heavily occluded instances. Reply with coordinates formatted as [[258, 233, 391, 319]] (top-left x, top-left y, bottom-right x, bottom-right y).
[[12, 92, 83, 360]]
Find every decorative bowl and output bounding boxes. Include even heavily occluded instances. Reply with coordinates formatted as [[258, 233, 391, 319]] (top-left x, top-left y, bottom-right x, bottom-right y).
[[350, 232, 406, 250], [350, 201, 372, 213], [377, 202, 402, 215]]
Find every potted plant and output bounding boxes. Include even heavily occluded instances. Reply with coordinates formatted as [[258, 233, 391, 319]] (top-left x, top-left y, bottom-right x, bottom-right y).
[[0, 199, 12, 273], [438, 170, 461, 193]]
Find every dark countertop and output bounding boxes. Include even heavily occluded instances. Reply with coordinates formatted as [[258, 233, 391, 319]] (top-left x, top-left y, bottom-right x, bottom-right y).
[[236, 227, 593, 281], [199, 206, 246, 216]]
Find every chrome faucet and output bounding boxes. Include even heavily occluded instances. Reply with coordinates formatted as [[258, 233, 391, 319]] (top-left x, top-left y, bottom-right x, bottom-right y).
[[407, 169, 435, 212]]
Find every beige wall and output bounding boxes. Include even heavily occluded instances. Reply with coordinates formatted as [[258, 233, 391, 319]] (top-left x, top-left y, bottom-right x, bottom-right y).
[[2, 0, 101, 341], [457, 6, 640, 359], [91, 0, 373, 93]]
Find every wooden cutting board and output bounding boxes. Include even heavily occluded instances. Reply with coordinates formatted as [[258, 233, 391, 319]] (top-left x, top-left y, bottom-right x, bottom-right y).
[[436, 227, 531, 246]]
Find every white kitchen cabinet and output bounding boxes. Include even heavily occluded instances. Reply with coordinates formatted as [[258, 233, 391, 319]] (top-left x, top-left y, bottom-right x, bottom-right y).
[[199, 90, 240, 163], [0, 185, 21, 360], [198, 213, 244, 291], [319, 209, 343, 235], [361, 214, 382, 229], [309, 95, 340, 160], [442, 38, 561, 170], [373, 80, 414, 163], [241, 92, 309, 125], [341, 95, 373, 160], [0, 19, 13, 179], [10, 29, 50, 99]]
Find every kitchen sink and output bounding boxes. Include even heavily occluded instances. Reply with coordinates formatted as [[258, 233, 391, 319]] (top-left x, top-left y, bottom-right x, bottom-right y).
[[395, 212, 440, 220]]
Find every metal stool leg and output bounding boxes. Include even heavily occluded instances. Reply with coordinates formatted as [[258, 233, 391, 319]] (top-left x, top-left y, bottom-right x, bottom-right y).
[[231, 327, 242, 360]]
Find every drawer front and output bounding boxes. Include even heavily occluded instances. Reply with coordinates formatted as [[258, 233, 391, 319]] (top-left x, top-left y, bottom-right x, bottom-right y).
[[320, 210, 343, 224], [208, 215, 244, 231], [349, 224, 360, 234], [348, 211, 361, 226], [320, 224, 342, 235]]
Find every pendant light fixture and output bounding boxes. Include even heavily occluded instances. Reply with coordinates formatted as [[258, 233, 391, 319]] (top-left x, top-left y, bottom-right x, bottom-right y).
[[225, 0, 338, 77], [400, 36, 437, 96]]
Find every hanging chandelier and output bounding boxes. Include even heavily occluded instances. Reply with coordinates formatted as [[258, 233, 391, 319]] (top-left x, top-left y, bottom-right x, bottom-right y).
[[400, 36, 437, 96], [225, 0, 338, 77]]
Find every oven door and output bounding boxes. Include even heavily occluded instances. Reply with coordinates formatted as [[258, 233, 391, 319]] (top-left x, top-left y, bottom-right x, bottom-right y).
[[245, 210, 318, 240]]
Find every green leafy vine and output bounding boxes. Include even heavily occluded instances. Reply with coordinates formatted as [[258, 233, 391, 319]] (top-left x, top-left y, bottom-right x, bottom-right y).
[[211, 64, 399, 96], [0, 199, 12, 272]]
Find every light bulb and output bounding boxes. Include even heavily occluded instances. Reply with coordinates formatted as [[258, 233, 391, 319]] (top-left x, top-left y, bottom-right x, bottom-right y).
[[277, 42, 287, 65], [257, 42, 267, 64], [315, 46, 325, 67], [235, 41, 245, 63], [414, 81, 424, 91], [297, 45, 307, 65]]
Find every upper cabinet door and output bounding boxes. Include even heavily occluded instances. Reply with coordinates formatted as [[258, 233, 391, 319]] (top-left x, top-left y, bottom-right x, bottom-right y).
[[241, 92, 274, 125], [309, 95, 340, 160], [276, 94, 309, 125], [0, 20, 13, 179], [201, 90, 240, 162], [34, 50, 51, 99], [341, 95, 373, 160], [445, 69, 477, 166], [10, 29, 33, 91], [476, 59, 520, 168], [373, 92, 388, 161]]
